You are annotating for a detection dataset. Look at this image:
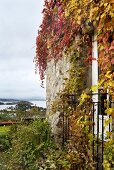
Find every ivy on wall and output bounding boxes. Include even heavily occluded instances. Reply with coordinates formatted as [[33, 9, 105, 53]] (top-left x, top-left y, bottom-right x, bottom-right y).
[[35, 0, 114, 169], [36, 0, 114, 86]]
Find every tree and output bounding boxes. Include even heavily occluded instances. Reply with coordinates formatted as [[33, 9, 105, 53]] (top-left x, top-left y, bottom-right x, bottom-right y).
[[15, 101, 32, 111]]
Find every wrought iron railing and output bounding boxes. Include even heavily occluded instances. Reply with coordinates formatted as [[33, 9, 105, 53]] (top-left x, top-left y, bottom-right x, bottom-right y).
[[61, 93, 113, 170]]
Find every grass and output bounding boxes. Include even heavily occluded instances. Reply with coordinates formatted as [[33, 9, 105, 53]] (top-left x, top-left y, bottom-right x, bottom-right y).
[[0, 126, 11, 170], [0, 152, 8, 170], [0, 126, 10, 135]]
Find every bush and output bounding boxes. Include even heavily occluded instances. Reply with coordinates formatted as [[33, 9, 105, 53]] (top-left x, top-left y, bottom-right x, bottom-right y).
[[6, 119, 53, 170], [0, 134, 11, 151]]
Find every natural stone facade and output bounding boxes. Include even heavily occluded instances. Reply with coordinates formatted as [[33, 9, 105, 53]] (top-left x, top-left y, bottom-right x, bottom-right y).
[[46, 56, 70, 141], [46, 57, 70, 114], [46, 52, 92, 142]]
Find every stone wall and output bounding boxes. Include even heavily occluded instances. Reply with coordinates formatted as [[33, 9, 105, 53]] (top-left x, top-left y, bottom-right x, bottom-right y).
[[46, 57, 70, 141], [46, 51, 92, 142], [46, 57, 70, 113]]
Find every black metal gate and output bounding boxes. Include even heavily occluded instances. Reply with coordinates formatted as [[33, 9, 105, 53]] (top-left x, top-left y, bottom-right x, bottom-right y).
[[62, 93, 113, 170]]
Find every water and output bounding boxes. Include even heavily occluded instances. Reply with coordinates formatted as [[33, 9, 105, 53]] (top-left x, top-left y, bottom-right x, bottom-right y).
[[0, 100, 46, 110], [30, 100, 46, 108]]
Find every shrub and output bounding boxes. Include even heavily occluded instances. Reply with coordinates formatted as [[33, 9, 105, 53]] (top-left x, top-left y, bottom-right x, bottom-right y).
[[6, 119, 53, 170]]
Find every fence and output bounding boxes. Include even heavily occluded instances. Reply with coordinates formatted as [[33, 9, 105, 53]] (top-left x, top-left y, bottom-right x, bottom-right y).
[[61, 93, 113, 170]]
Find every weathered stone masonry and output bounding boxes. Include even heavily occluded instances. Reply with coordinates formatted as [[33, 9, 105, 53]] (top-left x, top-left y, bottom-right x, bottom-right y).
[[46, 57, 70, 113], [46, 56, 70, 140]]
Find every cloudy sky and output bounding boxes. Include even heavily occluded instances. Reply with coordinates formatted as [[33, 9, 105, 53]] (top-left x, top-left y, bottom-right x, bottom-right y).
[[0, 0, 45, 99]]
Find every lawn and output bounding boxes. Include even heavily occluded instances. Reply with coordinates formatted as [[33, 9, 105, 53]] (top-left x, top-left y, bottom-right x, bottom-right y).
[[0, 126, 10, 135]]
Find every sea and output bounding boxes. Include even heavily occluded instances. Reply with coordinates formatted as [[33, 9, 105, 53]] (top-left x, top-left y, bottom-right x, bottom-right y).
[[0, 100, 46, 110]]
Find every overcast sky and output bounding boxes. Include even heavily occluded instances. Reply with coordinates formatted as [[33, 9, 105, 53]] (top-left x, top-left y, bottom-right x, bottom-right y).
[[0, 0, 45, 99]]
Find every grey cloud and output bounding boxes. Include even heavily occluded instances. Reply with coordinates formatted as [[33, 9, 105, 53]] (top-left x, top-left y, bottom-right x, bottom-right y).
[[0, 0, 45, 99]]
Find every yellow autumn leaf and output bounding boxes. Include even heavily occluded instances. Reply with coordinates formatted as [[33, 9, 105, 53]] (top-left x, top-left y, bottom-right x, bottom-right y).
[[105, 71, 112, 79], [91, 85, 98, 92], [77, 20, 81, 25], [65, 10, 69, 17], [104, 3, 108, 7], [77, 16, 81, 25], [80, 93, 90, 104], [105, 108, 114, 117], [104, 118, 112, 127], [77, 9, 81, 14], [101, 13, 106, 19], [106, 131, 112, 138], [98, 79, 104, 87]]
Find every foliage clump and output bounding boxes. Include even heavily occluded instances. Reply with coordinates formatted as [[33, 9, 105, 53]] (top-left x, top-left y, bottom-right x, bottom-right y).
[[35, 0, 114, 169], [36, 0, 114, 86], [3, 120, 53, 170]]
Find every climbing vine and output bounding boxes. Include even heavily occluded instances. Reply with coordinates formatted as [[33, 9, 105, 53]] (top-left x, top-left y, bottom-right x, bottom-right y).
[[36, 0, 114, 169], [36, 0, 114, 84]]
